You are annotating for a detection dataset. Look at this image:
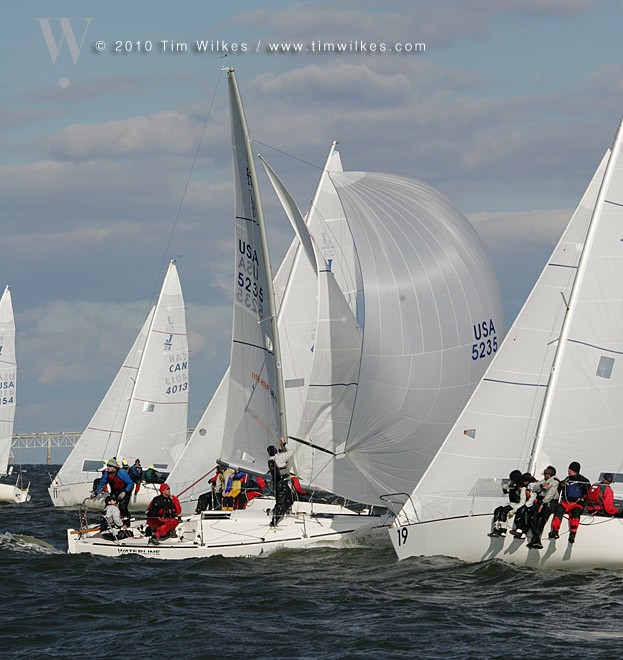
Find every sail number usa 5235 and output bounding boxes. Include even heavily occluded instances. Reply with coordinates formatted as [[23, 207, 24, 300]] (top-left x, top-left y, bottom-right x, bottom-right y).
[[471, 319, 498, 361], [237, 240, 264, 317]]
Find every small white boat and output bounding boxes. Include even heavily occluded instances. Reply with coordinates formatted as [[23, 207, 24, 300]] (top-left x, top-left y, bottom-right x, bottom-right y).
[[389, 116, 623, 570], [0, 286, 30, 504], [50, 261, 188, 510]]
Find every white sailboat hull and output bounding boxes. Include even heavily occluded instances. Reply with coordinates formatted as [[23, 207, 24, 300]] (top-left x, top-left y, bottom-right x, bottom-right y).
[[67, 497, 390, 560], [0, 480, 30, 504], [390, 513, 623, 570], [49, 481, 159, 511]]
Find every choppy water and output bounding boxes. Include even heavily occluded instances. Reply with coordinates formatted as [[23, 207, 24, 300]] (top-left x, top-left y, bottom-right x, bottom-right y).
[[1, 466, 623, 658]]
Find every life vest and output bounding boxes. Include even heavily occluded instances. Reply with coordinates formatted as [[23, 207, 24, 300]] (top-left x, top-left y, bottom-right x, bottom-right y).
[[564, 479, 585, 502], [147, 495, 178, 518], [107, 471, 127, 492], [587, 483, 606, 510]]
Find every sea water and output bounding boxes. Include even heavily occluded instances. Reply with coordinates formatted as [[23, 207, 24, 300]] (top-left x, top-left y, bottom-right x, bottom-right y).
[[1, 465, 622, 658]]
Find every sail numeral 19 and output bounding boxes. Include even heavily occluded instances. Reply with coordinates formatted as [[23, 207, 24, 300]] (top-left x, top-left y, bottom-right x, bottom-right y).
[[396, 527, 409, 546]]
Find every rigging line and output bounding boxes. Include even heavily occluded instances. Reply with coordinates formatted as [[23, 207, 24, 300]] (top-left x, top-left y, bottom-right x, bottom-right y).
[[150, 69, 225, 308], [252, 139, 325, 172], [289, 435, 337, 456]]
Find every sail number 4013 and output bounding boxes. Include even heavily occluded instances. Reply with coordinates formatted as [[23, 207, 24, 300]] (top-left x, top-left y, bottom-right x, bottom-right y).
[[471, 319, 498, 361]]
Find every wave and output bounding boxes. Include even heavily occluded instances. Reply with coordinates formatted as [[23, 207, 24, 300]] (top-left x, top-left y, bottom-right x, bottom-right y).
[[0, 531, 63, 556]]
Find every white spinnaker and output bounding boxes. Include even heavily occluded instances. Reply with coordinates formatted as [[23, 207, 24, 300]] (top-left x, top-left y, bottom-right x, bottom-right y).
[[0, 287, 16, 476], [117, 261, 189, 468], [408, 152, 609, 523], [307, 172, 504, 506], [218, 69, 282, 474]]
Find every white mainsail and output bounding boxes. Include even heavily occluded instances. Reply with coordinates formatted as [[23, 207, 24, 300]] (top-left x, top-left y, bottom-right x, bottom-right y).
[[402, 151, 610, 526], [0, 287, 16, 476], [50, 261, 188, 502], [217, 68, 284, 474]]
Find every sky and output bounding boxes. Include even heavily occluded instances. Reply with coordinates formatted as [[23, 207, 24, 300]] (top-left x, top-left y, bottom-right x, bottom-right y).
[[3, 0, 621, 462]]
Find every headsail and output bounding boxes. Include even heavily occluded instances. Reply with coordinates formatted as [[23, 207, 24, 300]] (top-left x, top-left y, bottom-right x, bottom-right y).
[[54, 261, 188, 486], [117, 261, 189, 468], [259, 154, 363, 488]]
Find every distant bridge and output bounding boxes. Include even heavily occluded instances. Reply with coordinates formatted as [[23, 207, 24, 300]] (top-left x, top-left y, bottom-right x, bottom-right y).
[[11, 430, 194, 464], [12, 432, 81, 463]]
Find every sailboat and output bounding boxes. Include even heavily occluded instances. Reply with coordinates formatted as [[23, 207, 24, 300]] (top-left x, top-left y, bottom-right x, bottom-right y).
[[389, 117, 623, 570], [67, 68, 503, 559], [0, 286, 30, 504], [50, 260, 188, 510]]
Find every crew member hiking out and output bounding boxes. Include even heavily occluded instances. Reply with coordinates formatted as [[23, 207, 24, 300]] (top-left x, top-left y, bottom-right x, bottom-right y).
[[526, 465, 559, 550], [587, 473, 622, 517], [549, 461, 590, 544], [488, 470, 523, 538]]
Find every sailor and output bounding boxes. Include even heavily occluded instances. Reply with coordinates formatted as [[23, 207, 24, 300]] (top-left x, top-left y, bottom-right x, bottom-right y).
[[586, 473, 622, 517], [548, 461, 590, 544], [146, 483, 182, 544], [509, 473, 537, 540], [100, 495, 131, 540], [195, 465, 227, 513], [128, 459, 144, 496], [488, 470, 523, 537], [268, 438, 294, 527], [526, 466, 559, 550], [144, 464, 165, 484], [92, 459, 134, 526]]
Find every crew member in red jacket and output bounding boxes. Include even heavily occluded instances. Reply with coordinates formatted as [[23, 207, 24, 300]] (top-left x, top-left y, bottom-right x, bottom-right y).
[[147, 483, 181, 544], [587, 473, 622, 516]]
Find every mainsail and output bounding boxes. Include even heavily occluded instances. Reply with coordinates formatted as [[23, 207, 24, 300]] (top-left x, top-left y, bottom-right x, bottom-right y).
[[406, 145, 614, 525], [0, 287, 16, 476], [217, 68, 285, 474]]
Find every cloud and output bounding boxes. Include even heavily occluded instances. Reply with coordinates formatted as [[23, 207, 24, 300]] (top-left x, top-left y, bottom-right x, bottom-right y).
[[43, 109, 225, 161], [235, 0, 597, 45]]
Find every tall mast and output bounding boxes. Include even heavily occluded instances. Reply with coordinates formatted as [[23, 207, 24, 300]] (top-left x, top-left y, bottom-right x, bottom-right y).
[[528, 118, 623, 474], [226, 67, 288, 446]]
